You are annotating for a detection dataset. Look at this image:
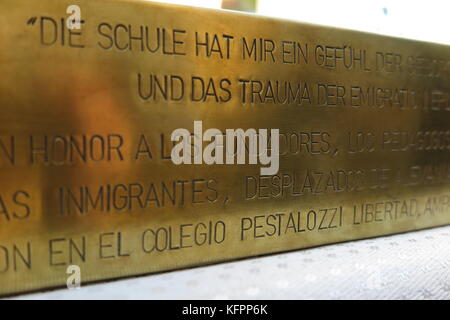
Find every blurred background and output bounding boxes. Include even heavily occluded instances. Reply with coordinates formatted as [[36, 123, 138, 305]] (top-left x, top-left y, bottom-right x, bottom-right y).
[[150, 0, 450, 45]]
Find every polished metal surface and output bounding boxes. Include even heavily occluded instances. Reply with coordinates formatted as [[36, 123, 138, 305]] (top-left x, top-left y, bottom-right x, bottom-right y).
[[0, 0, 449, 295]]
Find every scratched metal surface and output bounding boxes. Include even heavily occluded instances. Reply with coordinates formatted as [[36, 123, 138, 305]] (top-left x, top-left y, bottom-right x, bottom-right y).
[[12, 225, 450, 300]]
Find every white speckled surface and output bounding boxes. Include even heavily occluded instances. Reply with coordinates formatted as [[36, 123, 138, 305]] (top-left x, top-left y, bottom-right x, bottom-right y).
[[10, 225, 450, 300]]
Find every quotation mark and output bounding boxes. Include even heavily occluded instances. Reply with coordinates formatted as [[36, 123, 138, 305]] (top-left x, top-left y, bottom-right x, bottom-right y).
[[27, 17, 37, 25]]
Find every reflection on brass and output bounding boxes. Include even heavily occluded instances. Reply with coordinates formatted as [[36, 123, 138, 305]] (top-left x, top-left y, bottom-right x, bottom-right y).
[[1, 0, 450, 296], [222, 0, 257, 12]]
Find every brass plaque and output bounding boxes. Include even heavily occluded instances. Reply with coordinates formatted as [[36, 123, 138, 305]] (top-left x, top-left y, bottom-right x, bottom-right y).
[[1, 0, 450, 296]]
